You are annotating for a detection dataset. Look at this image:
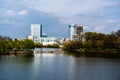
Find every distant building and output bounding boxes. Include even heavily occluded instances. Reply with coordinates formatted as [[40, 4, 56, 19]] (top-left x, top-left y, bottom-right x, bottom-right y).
[[27, 24, 61, 45], [31, 24, 42, 42], [57, 38, 65, 45], [40, 33, 57, 45], [69, 24, 83, 41], [76, 25, 83, 41], [69, 24, 76, 40], [27, 35, 33, 40], [42, 37, 57, 45]]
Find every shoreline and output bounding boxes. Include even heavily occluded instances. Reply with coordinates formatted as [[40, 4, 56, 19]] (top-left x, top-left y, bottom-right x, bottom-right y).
[[0, 48, 63, 56], [0, 50, 33, 56], [63, 50, 120, 58], [0, 49, 120, 58]]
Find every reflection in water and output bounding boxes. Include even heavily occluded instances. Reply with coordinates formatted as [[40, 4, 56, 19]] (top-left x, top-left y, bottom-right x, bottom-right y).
[[33, 48, 55, 57], [33, 48, 41, 57], [41, 53, 55, 57], [33, 48, 58, 57], [0, 49, 120, 80], [33, 48, 61, 56]]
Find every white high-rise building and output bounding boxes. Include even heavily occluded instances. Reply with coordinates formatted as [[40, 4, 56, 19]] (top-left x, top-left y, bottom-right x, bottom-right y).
[[69, 24, 76, 40], [31, 24, 42, 42]]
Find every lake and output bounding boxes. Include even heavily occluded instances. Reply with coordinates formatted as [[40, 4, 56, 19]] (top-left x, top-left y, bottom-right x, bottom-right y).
[[0, 49, 120, 80]]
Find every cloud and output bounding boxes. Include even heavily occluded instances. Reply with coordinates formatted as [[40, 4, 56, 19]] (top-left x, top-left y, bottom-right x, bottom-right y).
[[0, 0, 119, 39], [94, 25, 106, 33], [106, 19, 120, 23], [26, 0, 119, 23], [0, 9, 28, 16], [84, 26, 92, 31], [0, 19, 17, 24], [5, 10, 16, 16], [18, 10, 28, 15]]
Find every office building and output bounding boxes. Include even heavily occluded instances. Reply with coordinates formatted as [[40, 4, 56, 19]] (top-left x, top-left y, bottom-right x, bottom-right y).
[[31, 24, 42, 42], [76, 25, 83, 41], [69, 24, 83, 41], [40, 33, 57, 45], [69, 24, 76, 40]]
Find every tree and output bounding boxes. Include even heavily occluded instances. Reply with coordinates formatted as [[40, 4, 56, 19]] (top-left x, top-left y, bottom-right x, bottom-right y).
[[116, 37, 120, 50], [44, 44, 59, 48], [84, 32, 105, 49], [62, 41, 82, 52], [116, 30, 120, 37], [84, 40, 92, 49], [34, 42, 43, 48], [23, 39, 34, 49], [0, 36, 13, 53]]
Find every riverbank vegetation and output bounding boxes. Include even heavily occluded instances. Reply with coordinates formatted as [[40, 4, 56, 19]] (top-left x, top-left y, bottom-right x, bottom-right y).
[[0, 36, 59, 55], [0, 37, 34, 55], [62, 30, 120, 58]]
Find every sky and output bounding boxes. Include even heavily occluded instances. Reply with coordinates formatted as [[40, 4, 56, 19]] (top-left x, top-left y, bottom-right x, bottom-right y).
[[0, 0, 120, 39]]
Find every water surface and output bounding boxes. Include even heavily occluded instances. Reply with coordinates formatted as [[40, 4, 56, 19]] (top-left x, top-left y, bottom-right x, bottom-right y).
[[0, 52, 120, 80]]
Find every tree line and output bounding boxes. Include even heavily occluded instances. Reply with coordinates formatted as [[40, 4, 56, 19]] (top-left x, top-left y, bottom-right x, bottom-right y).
[[62, 30, 120, 53], [0, 36, 59, 54]]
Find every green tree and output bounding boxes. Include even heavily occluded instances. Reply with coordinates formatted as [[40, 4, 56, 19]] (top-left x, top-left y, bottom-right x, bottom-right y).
[[116, 37, 120, 50], [62, 41, 82, 52], [0, 36, 13, 53], [34, 42, 43, 48], [84, 32, 105, 49], [116, 30, 120, 37], [84, 40, 92, 49], [44, 43, 59, 48], [23, 39, 34, 49]]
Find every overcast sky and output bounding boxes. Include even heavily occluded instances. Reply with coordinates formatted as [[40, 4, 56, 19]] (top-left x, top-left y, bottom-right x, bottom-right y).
[[0, 0, 120, 39]]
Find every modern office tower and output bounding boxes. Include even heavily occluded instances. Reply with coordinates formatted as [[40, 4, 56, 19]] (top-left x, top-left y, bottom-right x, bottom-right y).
[[69, 24, 83, 41], [69, 24, 76, 40], [31, 24, 42, 42]]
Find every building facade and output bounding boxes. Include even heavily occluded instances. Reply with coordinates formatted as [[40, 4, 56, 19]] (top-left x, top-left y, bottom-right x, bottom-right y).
[[69, 24, 83, 41], [40, 33, 57, 45], [76, 25, 83, 41], [69, 24, 76, 40], [28, 24, 58, 45], [31, 24, 42, 42]]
